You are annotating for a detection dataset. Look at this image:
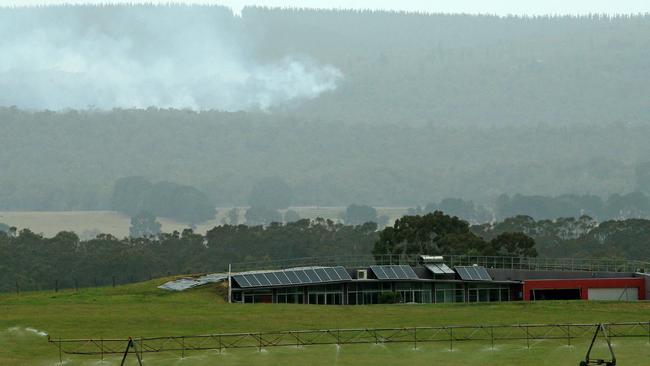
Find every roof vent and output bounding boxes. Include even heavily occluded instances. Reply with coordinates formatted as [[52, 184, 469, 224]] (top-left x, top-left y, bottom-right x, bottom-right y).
[[357, 269, 368, 280]]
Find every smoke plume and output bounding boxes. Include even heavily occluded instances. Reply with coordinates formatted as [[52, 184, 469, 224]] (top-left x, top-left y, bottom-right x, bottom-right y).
[[0, 5, 342, 111]]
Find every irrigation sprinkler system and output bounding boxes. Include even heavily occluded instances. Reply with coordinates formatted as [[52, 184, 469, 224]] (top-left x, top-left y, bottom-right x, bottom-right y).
[[48, 321, 650, 365], [580, 324, 616, 366]]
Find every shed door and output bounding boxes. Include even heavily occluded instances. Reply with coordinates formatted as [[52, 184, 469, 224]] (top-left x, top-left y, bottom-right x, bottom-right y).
[[587, 288, 638, 301]]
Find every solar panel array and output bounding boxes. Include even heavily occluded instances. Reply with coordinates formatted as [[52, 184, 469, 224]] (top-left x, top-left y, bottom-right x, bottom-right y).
[[454, 266, 492, 281], [424, 263, 455, 275], [232, 267, 352, 288], [369, 265, 419, 280]]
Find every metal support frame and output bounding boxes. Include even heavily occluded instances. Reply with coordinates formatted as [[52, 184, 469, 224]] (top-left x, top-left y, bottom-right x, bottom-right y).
[[119, 338, 143, 366], [49, 321, 649, 364], [580, 323, 616, 366]]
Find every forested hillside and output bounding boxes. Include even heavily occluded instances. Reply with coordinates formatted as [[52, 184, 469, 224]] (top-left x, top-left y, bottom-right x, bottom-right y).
[[2, 108, 649, 211], [1, 7, 650, 212]]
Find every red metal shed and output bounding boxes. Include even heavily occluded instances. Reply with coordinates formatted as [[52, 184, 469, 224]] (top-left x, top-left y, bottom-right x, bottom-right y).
[[523, 277, 645, 301]]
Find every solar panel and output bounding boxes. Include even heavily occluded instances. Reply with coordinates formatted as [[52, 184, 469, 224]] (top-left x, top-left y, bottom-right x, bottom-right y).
[[425, 263, 455, 275], [385, 266, 399, 279], [371, 266, 389, 279], [304, 269, 320, 282], [335, 267, 352, 280], [232, 274, 251, 287], [275, 271, 291, 285], [265, 272, 282, 286], [425, 263, 444, 274], [295, 270, 310, 283], [232, 266, 352, 288], [455, 266, 492, 281], [369, 265, 419, 280], [475, 267, 492, 281], [245, 274, 261, 287], [401, 265, 418, 279], [285, 271, 301, 284], [314, 268, 331, 281], [455, 266, 471, 280], [253, 273, 270, 286], [325, 267, 341, 281], [439, 263, 455, 274]]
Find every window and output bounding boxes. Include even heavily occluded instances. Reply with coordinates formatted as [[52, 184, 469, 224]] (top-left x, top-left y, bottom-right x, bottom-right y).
[[306, 284, 344, 305], [435, 283, 465, 303], [467, 284, 510, 303], [276, 287, 304, 304]]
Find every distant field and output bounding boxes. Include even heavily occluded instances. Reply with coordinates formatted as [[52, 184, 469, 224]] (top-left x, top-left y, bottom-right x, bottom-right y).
[[1, 279, 649, 365], [0, 207, 410, 238]]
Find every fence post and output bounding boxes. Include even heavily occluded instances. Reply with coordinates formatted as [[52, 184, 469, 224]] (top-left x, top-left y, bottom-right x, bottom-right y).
[[413, 327, 417, 349], [526, 326, 530, 349], [491, 326, 494, 350], [567, 325, 571, 346], [449, 328, 453, 351], [15, 278, 19, 295], [55, 279, 58, 293], [112, 276, 116, 288]]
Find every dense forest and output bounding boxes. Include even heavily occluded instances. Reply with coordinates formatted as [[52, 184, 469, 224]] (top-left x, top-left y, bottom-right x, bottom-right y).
[[2, 211, 650, 293], [2, 8, 650, 213], [2, 108, 650, 213]]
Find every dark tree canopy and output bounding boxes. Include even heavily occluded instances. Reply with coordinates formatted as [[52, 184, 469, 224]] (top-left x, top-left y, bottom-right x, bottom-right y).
[[374, 211, 537, 257], [373, 211, 480, 256], [490, 232, 537, 257]]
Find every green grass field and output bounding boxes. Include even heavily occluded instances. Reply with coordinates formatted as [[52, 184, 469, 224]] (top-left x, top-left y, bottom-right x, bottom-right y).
[[1, 279, 649, 366]]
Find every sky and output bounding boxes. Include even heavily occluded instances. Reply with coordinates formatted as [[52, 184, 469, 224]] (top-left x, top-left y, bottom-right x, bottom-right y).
[[5, 0, 650, 16]]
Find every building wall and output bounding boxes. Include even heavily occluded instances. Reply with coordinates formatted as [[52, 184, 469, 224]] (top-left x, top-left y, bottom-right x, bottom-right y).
[[635, 273, 650, 301], [489, 268, 637, 281], [522, 277, 646, 301]]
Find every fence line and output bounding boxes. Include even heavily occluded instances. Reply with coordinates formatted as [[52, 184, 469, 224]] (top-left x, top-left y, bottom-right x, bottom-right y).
[[49, 321, 650, 362]]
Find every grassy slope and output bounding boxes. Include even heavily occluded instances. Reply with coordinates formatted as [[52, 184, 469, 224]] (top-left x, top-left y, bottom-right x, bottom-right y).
[[1, 278, 650, 365]]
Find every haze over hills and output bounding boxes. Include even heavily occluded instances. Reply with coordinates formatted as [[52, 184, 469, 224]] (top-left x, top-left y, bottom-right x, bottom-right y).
[[1, 5, 650, 215]]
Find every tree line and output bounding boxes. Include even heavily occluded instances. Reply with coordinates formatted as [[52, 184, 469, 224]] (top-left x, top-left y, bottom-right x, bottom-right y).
[[3, 210, 650, 293]]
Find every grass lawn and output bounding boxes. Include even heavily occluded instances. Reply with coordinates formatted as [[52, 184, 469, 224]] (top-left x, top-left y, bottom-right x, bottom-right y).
[[1, 278, 650, 365]]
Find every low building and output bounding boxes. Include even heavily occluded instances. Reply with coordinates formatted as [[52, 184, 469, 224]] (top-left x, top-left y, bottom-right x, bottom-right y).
[[229, 256, 648, 304]]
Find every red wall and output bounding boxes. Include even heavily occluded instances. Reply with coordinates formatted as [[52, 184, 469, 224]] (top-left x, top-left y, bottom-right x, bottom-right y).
[[522, 277, 645, 301]]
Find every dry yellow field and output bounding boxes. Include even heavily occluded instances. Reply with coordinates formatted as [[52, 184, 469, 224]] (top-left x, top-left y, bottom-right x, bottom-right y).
[[0, 207, 409, 238]]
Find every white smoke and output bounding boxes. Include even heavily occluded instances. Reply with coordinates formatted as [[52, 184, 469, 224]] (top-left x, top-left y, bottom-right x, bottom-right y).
[[0, 5, 343, 111]]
